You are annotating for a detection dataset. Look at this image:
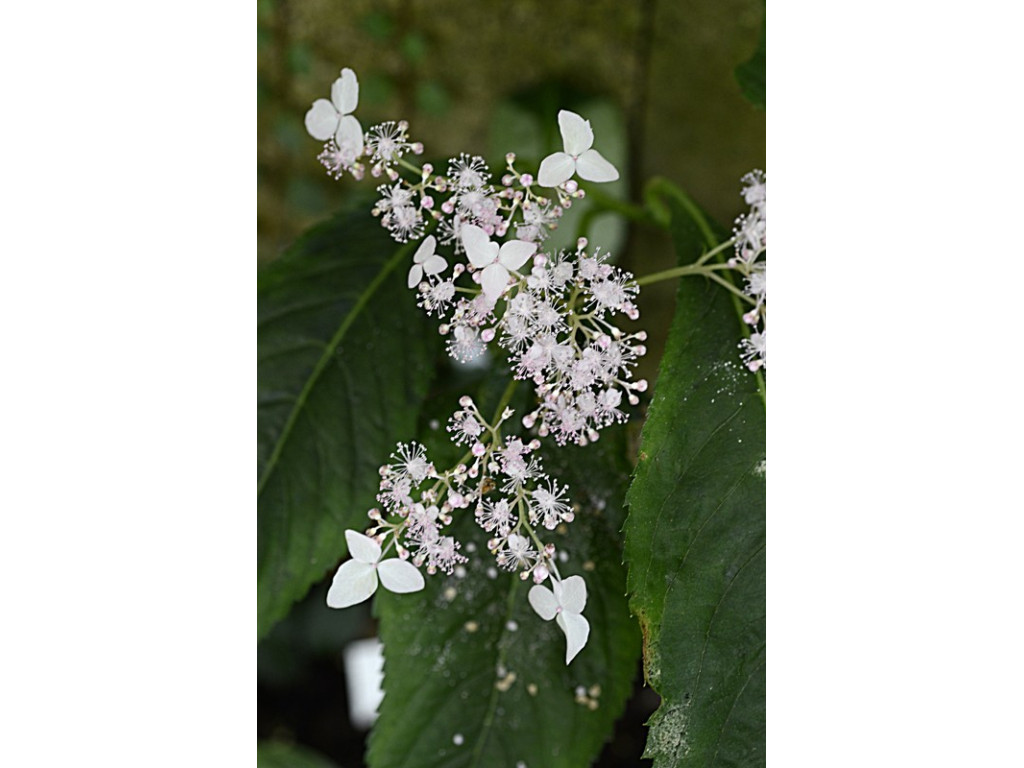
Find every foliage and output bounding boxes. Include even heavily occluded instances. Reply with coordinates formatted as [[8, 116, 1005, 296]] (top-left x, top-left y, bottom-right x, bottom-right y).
[[624, 190, 766, 766], [257, 202, 435, 638]]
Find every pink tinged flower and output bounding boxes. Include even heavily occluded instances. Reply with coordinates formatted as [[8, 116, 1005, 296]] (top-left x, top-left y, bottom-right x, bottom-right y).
[[305, 68, 364, 156], [326, 530, 425, 609], [407, 235, 448, 289], [461, 224, 536, 305], [528, 575, 591, 664], [537, 110, 619, 188]]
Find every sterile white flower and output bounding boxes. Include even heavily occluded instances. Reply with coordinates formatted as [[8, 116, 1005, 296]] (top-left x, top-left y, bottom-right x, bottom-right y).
[[461, 224, 536, 305], [305, 68, 364, 155], [326, 530, 424, 609], [408, 235, 448, 288], [528, 575, 590, 664], [537, 110, 619, 188]]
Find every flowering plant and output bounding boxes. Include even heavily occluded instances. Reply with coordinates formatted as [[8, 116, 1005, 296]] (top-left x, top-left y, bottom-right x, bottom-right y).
[[259, 50, 764, 768]]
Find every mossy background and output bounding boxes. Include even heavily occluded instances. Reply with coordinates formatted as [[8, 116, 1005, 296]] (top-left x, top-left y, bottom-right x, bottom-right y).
[[258, 1, 764, 765]]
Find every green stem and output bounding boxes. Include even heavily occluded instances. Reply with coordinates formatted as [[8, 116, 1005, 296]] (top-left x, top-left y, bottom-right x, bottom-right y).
[[635, 261, 734, 287], [489, 379, 519, 425]]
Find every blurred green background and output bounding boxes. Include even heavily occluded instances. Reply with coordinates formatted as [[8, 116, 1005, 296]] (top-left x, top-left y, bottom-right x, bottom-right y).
[[258, 1, 764, 764]]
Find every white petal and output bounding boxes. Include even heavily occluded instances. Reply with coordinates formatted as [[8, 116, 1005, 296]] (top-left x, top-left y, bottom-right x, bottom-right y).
[[461, 224, 499, 268], [305, 98, 339, 141], [480, 263, 510, 303], [332, 67, 359, 115], [556, 612, 590, 664], [412, 235, 436, 266], [345, 529, 382, 563], [378, 558, 426, 593], [537, 152, 575, 188], [423, 254, 448, 276], [498, 240, 537, 271], [407, 264, 424, 289], [528, 584, 559, 620], [336, 115, 364, 156], [574, 149, 619, 183], [558, 110, 594, 155], [326, 560, 378, 608], [557, 575, 588, 614]]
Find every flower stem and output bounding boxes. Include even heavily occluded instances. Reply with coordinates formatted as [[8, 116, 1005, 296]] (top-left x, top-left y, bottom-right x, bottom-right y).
[[634, 261, 734, 287]]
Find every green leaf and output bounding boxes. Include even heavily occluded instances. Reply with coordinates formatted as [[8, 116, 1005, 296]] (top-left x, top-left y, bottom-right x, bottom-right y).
[[257, 741, 340, 768], [624, 190, 766, 766], [368, 421, 640, 768], [258, 203, 435, 639], [735, 19, 766, 109]]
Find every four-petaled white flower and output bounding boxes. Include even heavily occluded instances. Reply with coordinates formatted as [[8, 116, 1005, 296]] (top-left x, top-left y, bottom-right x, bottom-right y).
[[537, 110, 619, 188], [407, 235, 448, 289], [305, 68, 364, 159], [461, 224, 536, 305], [326, 530, 425, 609], [528, 575, 590, 664]]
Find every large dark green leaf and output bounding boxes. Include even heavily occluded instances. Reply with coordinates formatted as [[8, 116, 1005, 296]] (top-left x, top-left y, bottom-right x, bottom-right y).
[[368, 413, 640, 768], [258, 204, 435, 638], [624, 188, 765, 766]]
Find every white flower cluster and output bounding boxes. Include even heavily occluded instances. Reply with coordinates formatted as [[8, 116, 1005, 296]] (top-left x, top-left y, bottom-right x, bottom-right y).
[[307, 67, 629, 664], [326, 395, 592, 663], [418, 233, 648, 446], [733, 170, 767, 373], [303, 67, 646, 442]]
